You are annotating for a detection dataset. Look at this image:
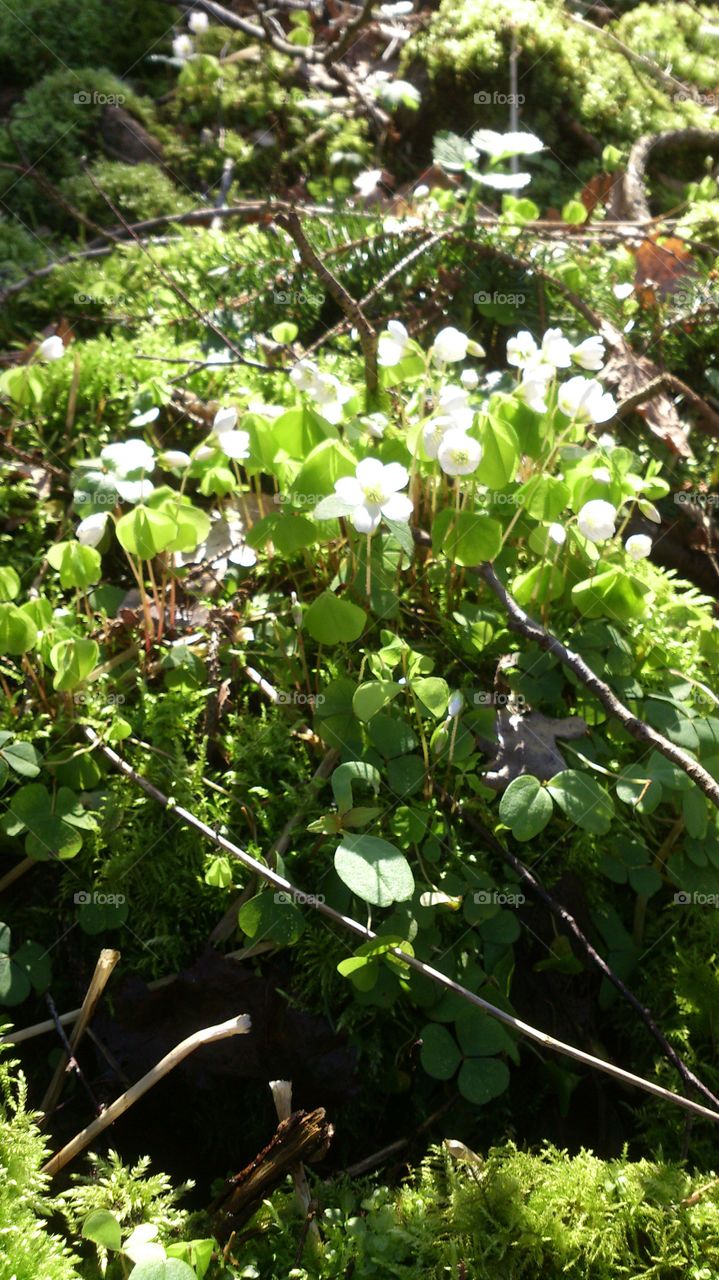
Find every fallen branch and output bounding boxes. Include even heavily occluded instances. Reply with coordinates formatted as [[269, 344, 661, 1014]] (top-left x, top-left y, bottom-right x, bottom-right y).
[[567, 13, 701, 103], [41, 949, 120, 1118], [81, 726, 719, 1126], [475, 559, 719, 811], [209, 1105, 332, 1239], [276, 208, 379, 405], [42, 1012, 251, 1176], [621, 129, 719, 222], [443, 793, 719, 1113], [616, 370, 719, 437]]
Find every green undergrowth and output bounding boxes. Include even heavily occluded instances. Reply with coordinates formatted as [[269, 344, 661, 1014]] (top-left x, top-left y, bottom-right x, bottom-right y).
[[404, 0, 719, 183]]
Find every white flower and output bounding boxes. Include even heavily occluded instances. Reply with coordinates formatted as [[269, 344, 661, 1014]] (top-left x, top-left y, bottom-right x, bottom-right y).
[[115, 478, 155, 503], [102, 439, 155, 477], [448, 691, 464, 718], [290, 360, 320, 393], [520, 375, 550, 415], [541, 327, 572, 369], [228, 544, 257, 568], [592, 466, 612, 484], [437, 384, 474, 431], [625, 534, 652, 561], [188, 10, 209, 33], [437, 429, 482, 477], [218, 430, 251, 461], [572, 335, 605, 371], [172, 33, 194, 59], [432, 327, 469, 364], [333, 458, 413, 533], [548, 523, 566, 545], [471, 129, 545, 159], [213, 406, 238, 434], [577, 499, 617, 544], [160, 450, 191, 470], [310, 372, 353, 424], [353, 169, 383, 198], [290, 362, 352, 423], [39, 335, 65, 360], [461, 368, 479, 390], [478, 171, 531, 190], [596, 432, 616, 450], [613, 282, 634, 300], [76, 512, 108, 547], [378, 320, 410, 367], [507, 331, 538, 368], [423, 417, 452, 460], [364, 413, 388, 439], [557, 375, 616, 424]]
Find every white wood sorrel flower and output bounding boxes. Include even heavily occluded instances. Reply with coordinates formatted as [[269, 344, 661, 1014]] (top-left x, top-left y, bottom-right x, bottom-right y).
[[577, 499, 617, 543], [571, 336, 605, 371], [333, 458, 413, 533], [625, 534, 652, 560], [39, 335, 65, 360], [558, 375, 616, 424], [431, 327, 484, 365], [438, 429, 482, 477], [76, 512, 108, 547], [378, 320, 410, 367]]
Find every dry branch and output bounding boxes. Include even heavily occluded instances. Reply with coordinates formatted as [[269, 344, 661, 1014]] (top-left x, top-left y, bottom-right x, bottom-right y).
[[277, 208, 379, 405], [81, 726, 719, 1126], [42, 1013, 251, 1176], [41, 948, 120, 1117]]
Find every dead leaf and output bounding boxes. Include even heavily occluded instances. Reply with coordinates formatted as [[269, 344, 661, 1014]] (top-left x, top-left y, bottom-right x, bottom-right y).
[[482, 711, 588, 791], [634, 236, 695, 306], [602, 338, 693, 456]]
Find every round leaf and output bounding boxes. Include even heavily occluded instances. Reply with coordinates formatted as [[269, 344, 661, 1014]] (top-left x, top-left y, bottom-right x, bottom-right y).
[[458, 1056, 510, 1105], [304, 592, 367, 645], [420, 1023, 462, 1079], [499, 775, 553, 841], [334, 834, 414, 906]]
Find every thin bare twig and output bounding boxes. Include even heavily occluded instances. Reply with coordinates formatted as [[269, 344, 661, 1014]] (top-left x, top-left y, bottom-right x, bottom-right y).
[[444, 794, 719, 1113], [42, 1013, 251, 1176], [276, 208, 379, 405], [81, 726, 719, 1126], [41, 949, 120, 1118]]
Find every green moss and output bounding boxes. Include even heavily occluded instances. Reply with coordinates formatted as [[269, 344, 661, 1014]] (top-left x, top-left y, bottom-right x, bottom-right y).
[[0, 0, 171, 87], [0, 1051, 80, 1280], [237, 1143, 719, 1278], [403, 0, 717, 168], [59, 161, 192, 227], [614, 4, 719, 92]]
